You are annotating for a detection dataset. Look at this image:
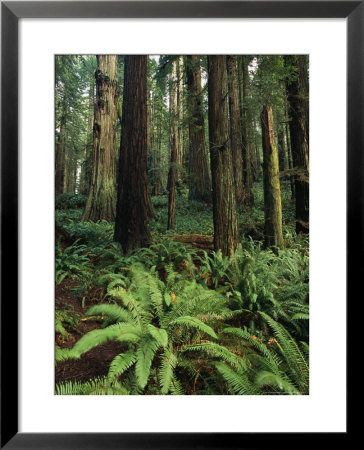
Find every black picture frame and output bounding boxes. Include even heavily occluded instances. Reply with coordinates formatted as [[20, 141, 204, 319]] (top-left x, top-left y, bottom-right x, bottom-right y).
[[1, 1, 357, 448]]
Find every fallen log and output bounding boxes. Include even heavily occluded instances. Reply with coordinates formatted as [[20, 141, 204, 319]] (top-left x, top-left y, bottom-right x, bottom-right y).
[[173, 234, 214, 250]]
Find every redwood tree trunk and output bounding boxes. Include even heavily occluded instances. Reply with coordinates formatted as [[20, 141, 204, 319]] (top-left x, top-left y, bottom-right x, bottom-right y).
[[208, 55, 239, 258], [226, 55, 244, 204], [82, 55, 118, 222], [167, 59, 178, 230], [114, 55, 152, 252], [55, 118, 66, 195], [240, 56, 254, 204], [278, 128, 287, 174], [80, 76, 95, 195], [186, 55, 211, 203], [285, 55, 309, 233], [261, 105, 284, 249]]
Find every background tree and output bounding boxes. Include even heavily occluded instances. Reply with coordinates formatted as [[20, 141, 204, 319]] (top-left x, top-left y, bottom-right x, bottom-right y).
[[208, 55, 239, 257], [82, 55, 118, 222], [114, 55, 152, 252], [186, 55, 211, 203], [167, 58, 178, 230], [261, 105, 284, 249], [226, 55, 244, 204], [285, 55, 309, 233]]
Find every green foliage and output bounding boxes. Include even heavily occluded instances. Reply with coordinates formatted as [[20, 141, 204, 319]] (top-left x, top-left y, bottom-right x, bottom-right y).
[[55, 308, 80, 341], [220, 316, 309, 395], [56, 193, 87, 210], [55, 376, 129, 395], [56, 264, 245, 394], [55, 242, 92, 284]]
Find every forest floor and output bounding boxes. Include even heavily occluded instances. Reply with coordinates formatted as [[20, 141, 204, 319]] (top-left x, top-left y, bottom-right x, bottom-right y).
[[55, 180, 308, 393]]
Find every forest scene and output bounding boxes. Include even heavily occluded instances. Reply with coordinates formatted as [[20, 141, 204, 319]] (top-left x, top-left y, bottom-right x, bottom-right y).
[[55, 54, 309, 395]]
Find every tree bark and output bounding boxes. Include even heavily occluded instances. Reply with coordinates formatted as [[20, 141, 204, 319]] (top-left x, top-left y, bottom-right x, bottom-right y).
[[114, 55, 152, 252], [208, 55, 239, 258], [261, 105, 284, 249], [176, 56, 185, 190], [278, 128, 287, 174], [186, 55, 211, 203], [226, 55, 244, 204], [55, 117, 66, 195], [285, 55, 309, 233], [167, 59, 178, 230], [240, 56, 254, 204], [82, 55, 118, 222], [80, 76, 95, 195]]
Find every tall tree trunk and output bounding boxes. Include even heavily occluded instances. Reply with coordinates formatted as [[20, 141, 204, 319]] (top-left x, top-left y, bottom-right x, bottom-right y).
[[114, 55, 152, 252], [240, 56, 254, 204], [284, 94, 295, 199], [80, 76, 95, 195], [55, 118, 66, 195], [176, 56, 185, 190], [167, 59, 178, 230], [186, 55, 211, 203], [261, 105, 284, 249], [226, 55, 244, 204], [82, 55, 118, 222], [152, 116, 163, 196], [285, 55, 309, 233], [278, 128, 287, 174], [208, 55, 239, 258], [253, 118, 262, 180]]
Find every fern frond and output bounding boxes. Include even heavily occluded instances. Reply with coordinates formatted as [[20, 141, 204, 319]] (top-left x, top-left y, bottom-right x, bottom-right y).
[[55, 376, 129, 395], [215, 362, 260, 395], [169, 316, 218, 340], [85, 304, 134, 327], [259, 312, 309, 393], [255, 371, 300, 394], [108, 351, 136, 380], [147, 324, 168, 348], [158, 349, 177, 394], [179, 341, 243, 369], [135, 335, 161, 389]]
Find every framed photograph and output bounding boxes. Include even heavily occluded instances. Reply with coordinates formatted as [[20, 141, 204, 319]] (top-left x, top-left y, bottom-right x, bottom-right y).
[[1, 1, 357, 448]]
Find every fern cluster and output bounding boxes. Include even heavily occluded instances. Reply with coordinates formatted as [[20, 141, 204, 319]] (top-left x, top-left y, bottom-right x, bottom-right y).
[[56, 263, 309, 395]]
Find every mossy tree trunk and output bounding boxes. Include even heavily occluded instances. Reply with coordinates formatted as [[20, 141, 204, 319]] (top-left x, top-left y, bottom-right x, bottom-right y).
[[82, 55, 118, 222], [261, 105, 284, 249], [114, 55, 152, 252], [186, 55, 211, 203], [226, 55, 244, 204], [167, 59, 178, 230], [176, 56, 185, 191], [285, 55, 309, 233], [208, 55, 239, 258]]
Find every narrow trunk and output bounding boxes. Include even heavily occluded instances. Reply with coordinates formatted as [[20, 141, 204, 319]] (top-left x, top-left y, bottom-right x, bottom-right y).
[[114, 55, 151, 252], [55, 118, 66, 195], [80, 77, 95, 195], [208, 55, 239, 258], [176, 56, 185, 190], [226, 55, 244, 204], [278, 128, 287, 174], [285, 55, 309, 233], [82, 55, 118, 222], [167, 59, 178, 229], [186, 55, 211, 203], [261, 105, 284, 249], [284, 95, 295, 199], [241, 56, 254, 204]]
